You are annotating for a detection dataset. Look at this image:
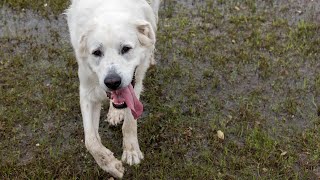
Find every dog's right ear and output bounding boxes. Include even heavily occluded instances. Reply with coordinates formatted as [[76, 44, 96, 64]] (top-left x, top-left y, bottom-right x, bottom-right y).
[[136, 20, 156, 47]]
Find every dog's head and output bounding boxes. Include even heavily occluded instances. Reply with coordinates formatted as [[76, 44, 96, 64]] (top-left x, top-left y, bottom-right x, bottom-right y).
[[76, 15, 155, 96]]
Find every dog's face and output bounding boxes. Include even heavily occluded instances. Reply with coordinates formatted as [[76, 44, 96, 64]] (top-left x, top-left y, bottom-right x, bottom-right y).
[[77, 15, 155, 92]]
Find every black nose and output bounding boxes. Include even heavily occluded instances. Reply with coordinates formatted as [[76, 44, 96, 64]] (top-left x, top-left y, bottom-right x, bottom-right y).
[[104, 74, 121, 90]]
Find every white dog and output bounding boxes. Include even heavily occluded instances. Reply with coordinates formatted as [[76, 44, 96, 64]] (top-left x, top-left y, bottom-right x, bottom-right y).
[[66, 0, 160, 178]]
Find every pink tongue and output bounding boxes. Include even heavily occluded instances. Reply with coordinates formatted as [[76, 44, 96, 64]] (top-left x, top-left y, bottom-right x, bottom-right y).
[[111, 84, 143, 119]]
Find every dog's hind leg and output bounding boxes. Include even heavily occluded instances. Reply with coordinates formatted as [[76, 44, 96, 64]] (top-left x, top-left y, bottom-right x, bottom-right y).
[[80, 95, 124, 178], [121, 109, 144, 165]]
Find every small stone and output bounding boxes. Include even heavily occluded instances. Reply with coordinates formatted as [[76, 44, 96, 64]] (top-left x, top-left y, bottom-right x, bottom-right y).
[[262, 168, 268, 172], [280, 151, 287, 156], [217, 130, 224, 140]]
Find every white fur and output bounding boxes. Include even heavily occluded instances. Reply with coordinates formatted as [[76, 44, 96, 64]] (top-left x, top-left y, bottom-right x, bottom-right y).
[[66, 0, 160, 178]]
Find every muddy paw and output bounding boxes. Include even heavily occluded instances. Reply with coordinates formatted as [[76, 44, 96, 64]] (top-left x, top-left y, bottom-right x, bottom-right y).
[[106, 106, 124, 126]]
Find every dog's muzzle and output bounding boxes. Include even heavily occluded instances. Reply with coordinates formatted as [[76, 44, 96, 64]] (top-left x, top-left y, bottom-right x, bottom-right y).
[[106, 67, 137, 109]]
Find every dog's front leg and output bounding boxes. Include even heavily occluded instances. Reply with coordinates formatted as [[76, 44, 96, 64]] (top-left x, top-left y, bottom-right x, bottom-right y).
[[80, 95, 124, 178], [121, 109, 144, 165]]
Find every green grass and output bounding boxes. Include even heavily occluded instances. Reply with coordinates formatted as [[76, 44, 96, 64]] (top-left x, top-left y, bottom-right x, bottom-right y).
[[1, 0, 320, 179]]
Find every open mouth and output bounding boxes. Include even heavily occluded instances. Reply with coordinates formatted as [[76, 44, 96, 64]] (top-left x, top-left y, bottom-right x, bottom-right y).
[[106, 86, 130, 109], [112, 101, 127, 109], [105, 68, 143, 119], [107, 83, 143, 119], [111, 89, 128, 109]]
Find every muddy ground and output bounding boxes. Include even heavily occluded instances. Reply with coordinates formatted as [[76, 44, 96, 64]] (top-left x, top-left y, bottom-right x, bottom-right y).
[[1, 0, 320, 179]]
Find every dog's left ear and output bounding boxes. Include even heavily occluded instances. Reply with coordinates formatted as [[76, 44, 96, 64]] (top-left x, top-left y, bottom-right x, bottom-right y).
[[136, 20, 156, 47]]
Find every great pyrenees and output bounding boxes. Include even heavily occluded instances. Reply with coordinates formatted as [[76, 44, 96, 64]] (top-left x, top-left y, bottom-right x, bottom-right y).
[[66, 0, 160, 178]]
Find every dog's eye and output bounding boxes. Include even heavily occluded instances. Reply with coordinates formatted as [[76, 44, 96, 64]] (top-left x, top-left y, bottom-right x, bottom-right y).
[[92, 49, 103, 57], [121, 46, 132, 55]]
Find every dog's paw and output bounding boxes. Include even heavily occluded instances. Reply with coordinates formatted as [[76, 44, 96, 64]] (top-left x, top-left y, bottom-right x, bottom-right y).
[[122, 140, 144, 165], [102, 157, 125, 179], [94, 150, 125, 178], [106, 107, 124, 126], [122, 149, 144, 165]]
